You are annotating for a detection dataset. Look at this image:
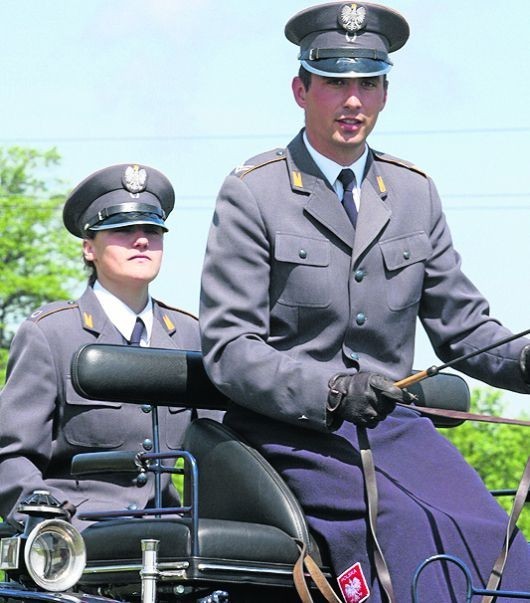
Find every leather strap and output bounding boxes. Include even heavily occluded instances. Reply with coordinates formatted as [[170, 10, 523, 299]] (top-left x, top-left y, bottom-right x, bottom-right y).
[[481, 456, 530, 602], [299, 47, 389, 62], [304, 553, 342, 602], [358, 426, 396, 602], [293, 540, 342, 603], [293, 541, 313, 603], [398, 402, 530, 427]]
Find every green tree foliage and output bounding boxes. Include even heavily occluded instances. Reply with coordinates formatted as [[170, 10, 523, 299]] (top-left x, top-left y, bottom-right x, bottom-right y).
[[441, 387, 530, 537], [0, 147, 85, 381]]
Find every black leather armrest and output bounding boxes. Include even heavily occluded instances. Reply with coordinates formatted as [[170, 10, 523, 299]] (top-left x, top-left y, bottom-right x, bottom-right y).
[[71, 344, 228, 409], [407, 371, 470, 427], [71, 451, 141, 475]]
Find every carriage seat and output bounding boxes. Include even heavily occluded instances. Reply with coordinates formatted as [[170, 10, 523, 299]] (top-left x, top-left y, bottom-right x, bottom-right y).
[[78, 417, 326, 592]]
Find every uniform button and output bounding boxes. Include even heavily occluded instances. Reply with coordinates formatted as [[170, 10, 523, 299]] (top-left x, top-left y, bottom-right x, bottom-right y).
[[141, 404, 152, 414], [127, 503, 138, 511], [354, 269, 365, 282], [142, 439, 153, 451], [356, 313, 366, 326], [350, 352, 359, 361], [403, 250, 411, 260], [276, 149, 285, 156], [299, 249, 307, 259]]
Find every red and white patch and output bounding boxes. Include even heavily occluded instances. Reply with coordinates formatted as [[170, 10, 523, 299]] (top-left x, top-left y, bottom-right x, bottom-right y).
[[337, 562, 370, 603]]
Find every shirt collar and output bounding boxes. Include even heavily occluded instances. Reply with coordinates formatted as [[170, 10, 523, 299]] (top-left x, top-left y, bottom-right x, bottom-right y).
[[302, 130, 369, 191], [92, 280, 153, 345]]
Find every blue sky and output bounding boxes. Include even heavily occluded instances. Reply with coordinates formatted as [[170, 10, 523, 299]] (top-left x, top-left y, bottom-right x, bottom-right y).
[[1, 1, 529, 414]]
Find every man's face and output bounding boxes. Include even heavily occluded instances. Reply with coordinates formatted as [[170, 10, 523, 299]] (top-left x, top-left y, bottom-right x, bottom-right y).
[[83, 224, 164, 292], [292, 74, 387, 165]]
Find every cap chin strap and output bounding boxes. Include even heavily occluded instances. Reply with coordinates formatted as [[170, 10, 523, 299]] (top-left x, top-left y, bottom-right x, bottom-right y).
[[299, 48, 391, 62], [300, 59, 392, 78], [83, 202, 165, 231]]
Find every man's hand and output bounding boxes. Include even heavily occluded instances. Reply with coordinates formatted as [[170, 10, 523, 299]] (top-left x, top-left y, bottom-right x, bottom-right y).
[[327, 372, 404, 429], [521, 344, 530, 385]]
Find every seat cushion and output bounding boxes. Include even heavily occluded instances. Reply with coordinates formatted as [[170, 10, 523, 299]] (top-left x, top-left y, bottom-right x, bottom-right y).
[[80, 517, 310, 589], [82, 517, 300, 565]]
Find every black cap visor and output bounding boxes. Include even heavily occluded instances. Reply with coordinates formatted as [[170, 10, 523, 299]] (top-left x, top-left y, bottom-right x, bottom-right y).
[[83, 202, 168, 233], [88, 211, 168, 233]]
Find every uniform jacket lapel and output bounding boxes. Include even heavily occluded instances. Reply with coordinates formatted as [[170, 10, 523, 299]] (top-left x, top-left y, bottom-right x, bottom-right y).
[[76, 286, 124, 344], [285, 134, 391, 261], [353, 152, 391, 265], [77, 288, 180, 348], [151, 302, 179, 348], [287, 132, 355, 250]]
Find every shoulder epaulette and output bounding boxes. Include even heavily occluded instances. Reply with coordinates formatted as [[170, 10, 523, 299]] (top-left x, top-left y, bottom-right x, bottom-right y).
[[28, 301, 79, 323], [154, 299, 198, 321], [373, 150, 428, 178], [232, 148, 287, 179]]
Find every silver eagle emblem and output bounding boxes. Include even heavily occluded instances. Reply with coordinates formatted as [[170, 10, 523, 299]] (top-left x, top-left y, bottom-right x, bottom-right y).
[[339, 4, 367, 32], [123, 164, 147, 194]]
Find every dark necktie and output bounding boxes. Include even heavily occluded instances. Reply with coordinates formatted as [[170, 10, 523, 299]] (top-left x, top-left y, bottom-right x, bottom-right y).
[[128, 317, 145, 346], [338, 168, 358, 228]]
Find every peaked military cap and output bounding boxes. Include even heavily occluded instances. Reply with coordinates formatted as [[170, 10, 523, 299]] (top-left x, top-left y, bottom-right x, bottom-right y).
[[285, 2, 409, 78], [63, 163, 175, 238]]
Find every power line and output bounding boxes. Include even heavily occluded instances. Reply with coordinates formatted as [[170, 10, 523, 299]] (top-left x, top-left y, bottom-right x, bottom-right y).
[[444, 206, 530, 212], [0, 134, 283, 144], [3, 192, 530, 216], [3, 192, 530, 203], [3, 204, 530, 213], [377, 126, 530, 137], [443, 193, 530, 199], [0, 126, 529, 144]]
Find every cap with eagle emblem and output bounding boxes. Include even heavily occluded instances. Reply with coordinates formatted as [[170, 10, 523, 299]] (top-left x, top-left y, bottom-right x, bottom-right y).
[[285, 1, 409, 78], [63, 163, 175, 238]]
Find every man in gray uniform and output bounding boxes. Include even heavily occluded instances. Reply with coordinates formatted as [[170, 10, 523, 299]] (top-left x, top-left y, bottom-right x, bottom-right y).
[[200, 2, 530, 601], [0, 163, 211, 529]]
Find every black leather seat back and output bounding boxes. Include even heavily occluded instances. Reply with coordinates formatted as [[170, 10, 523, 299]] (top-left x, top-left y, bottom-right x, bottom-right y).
[[183, 418, 315, 553]]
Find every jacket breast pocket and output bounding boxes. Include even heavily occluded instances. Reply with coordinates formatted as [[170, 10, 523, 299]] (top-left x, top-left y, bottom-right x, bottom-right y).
[[274, 233, 331, 308], [63, 377, 125, 448], [379, 232, 431, 311]]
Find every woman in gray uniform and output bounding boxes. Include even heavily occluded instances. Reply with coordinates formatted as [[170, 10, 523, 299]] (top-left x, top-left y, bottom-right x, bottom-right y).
[[0, 163, 208, 528]]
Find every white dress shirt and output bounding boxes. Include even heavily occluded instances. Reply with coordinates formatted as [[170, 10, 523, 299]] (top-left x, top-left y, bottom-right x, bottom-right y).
[[303, 130, 369, 211], [92, 280, 153, 347]]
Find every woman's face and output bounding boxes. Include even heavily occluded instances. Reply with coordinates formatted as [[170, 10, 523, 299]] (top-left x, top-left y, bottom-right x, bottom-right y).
[[82, 224, 164, 291]]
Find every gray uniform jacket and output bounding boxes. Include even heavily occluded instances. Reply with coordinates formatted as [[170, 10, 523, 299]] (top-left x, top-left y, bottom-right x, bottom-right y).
[[0, 286, 202, 527], [200, 131, 530, 432]]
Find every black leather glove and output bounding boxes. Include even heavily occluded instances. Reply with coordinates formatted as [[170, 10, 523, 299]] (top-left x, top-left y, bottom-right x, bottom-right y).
[[521, 345, 530, 385], [327, 372, 404, 429]]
